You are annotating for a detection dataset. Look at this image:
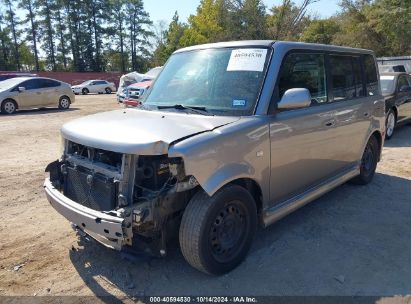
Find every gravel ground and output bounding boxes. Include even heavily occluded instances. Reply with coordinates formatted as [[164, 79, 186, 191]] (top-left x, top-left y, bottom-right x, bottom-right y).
[[0, 94, 410, 301]]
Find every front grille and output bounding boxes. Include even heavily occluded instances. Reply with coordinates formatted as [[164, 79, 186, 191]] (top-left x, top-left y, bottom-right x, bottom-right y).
[[63, 166, 118, 211]]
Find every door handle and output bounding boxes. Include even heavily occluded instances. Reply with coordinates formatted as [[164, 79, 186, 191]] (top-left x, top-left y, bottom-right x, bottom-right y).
[[363, 112, 370, 117], [325, 120, 335, 127]]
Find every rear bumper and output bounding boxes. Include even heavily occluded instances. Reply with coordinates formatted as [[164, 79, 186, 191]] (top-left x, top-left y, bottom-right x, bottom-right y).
[[44, 178, 125, 250]]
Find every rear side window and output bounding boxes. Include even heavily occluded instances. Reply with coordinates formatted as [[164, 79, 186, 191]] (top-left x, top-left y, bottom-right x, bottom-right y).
[[40, 79, 61, 88], [329, 55, 364, 101], [364, 54, 378, 96], [278, 53, 327, 104]]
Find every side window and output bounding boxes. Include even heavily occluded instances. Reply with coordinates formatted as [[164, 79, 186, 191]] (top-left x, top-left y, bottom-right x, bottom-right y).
[[42, 79, 61, 87], [397, 75, 410, 91], [329, 55, 363, 101], [352, 56, 365, 97], [364, 54, 378, 96], [20, 79, 41, 90], [278, 53, 327, 104]]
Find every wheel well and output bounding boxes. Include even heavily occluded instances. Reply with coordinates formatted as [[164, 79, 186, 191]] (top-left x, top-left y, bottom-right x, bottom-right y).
[[371, 131, 383, 161], [60, 95, 71, 102], [229, 178, 263, 215], [1, 98, 18, 109], [391, 106, 398, 120]]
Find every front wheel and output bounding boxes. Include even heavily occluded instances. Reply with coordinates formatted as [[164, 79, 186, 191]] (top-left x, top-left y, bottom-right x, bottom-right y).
[[58, 96, 70, 109], [105, 87, 112, 94], [350, 136, 379, 185], [1, 99, 17, 114], [179, 185, 257, 275], [82, 88, 89, 95], [385, 109, 396, 140]]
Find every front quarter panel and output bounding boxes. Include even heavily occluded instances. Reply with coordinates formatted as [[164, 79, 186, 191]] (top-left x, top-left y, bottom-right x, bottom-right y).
[[168, 116, 271, 206]]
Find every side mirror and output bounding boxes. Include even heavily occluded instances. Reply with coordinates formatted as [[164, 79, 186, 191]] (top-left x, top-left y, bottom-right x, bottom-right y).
[[18, 86, 26, 92], [278, 88, 311, 110], [399, 85, 411, 92]]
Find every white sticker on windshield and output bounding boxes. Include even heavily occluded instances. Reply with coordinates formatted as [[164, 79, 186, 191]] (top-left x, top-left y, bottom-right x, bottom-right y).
[[381, 75, 395, 80], [227, 49, 267, 72]]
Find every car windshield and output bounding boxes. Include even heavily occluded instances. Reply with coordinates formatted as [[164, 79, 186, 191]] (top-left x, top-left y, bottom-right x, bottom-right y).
[[142, 47, 271, 116], [380, 75, 395, 94], [79, 80, 91, 86], [0, 77, 25, 90]]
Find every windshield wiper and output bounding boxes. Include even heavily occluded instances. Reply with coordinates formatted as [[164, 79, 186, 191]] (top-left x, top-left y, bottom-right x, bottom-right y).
[[157, 104, 213, 116]]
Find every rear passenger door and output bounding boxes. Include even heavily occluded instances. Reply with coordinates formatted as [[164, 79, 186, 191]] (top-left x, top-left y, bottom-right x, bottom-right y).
[[326, 54, 374, 166], [39, 79, 61, 106], [269, 52, 343, 204]]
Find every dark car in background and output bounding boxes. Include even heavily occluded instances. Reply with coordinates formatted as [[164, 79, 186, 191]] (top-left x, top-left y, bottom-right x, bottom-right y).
[[380, 72, 411, 139]]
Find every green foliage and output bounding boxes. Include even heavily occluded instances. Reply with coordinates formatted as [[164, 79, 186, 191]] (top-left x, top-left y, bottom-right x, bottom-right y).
[[300, 19, 340, 44]]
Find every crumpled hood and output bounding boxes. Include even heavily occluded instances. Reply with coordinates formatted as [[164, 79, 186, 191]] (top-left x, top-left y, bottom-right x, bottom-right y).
[[61, 109, 240, 155]]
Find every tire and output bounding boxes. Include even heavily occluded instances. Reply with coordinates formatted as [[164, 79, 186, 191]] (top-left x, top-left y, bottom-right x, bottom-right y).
[[385, 109, 396, 140], [82, 88, 89, 95], [58, 96, 71, 109], [351, 135, 379, 185], [179, 185, 257, 275], [105, 87, 112, 94], [1, 99, 17, 114]]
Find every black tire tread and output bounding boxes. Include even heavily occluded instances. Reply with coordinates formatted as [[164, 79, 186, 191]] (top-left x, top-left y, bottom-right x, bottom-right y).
[[179, 185, 256, 275], [350, 135, 379, 185], [179, 190, 213, 274]]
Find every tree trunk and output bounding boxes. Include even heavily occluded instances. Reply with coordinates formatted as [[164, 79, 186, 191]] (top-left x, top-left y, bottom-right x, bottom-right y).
[[91, 1, 101, 71], [56, 9, 67, 70], [27, 0, 40, 71], [44, 0, 56, 71], [7, 0, 20, 70]]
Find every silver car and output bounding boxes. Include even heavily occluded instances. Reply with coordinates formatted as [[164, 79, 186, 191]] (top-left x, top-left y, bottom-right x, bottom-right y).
[[44, 41, 385, 274]]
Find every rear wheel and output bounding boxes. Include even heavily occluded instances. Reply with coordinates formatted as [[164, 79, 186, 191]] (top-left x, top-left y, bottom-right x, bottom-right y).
[[82, 88, 89, 95], [385, 109, 396, 140], [58, 96, 70, 109], [1, 99, 17, 114], [179, 185, 257, 275], [105, 87, 112, 94], [351, 136, 379, 185]]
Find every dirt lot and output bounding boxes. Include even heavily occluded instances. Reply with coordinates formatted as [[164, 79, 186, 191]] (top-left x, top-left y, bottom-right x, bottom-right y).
[[0, 94, 411, 300]]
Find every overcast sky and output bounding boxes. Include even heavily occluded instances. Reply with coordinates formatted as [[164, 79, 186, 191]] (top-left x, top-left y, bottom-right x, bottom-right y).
[[145, 0, 341, 24]]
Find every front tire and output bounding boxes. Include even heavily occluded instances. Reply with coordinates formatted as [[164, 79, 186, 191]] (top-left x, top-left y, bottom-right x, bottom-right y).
[[179, 185, 257, 275], [1, 99, 17, 114], [58, 96, 70, 109], [105, 87, 112, 94], [82, 88, 89, 95], [385, 109, 396, 140], [351, 136, 379, 185]]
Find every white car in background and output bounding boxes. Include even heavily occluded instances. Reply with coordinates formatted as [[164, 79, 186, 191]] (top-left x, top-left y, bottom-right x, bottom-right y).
[[72, 80, 116, 95]]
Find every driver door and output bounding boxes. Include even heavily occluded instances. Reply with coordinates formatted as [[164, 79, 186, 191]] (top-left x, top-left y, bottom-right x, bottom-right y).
[[15, 79, 43, 109], [269, 52, 342, 204]]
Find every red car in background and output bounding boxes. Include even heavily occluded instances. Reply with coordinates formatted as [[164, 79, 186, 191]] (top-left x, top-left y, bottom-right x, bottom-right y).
[[0, 73, 37, 81], [123, 80, 152, 107]]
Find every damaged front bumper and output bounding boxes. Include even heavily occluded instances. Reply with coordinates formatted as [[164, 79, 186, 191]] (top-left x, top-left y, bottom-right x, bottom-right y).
[[44, 178, 126, 250]]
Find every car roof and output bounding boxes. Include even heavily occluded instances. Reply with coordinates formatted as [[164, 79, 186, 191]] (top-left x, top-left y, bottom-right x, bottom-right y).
[[174, 40, 374, 54]]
